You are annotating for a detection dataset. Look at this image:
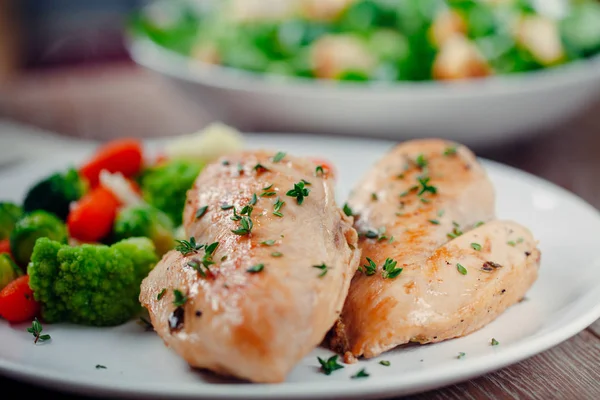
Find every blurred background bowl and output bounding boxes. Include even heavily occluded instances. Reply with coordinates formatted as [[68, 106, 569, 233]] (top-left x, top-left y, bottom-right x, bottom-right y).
[[127, 0, 600, 147], [129, 36, 600, 147]]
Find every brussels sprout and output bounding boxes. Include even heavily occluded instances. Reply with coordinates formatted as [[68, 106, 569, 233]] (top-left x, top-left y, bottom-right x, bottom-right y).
[[23, 168, 87, 221], [113, 204, 175, 257], [0, 202, 23, 240], [0, 253, 22, 291], [10, 210, 68, 267]]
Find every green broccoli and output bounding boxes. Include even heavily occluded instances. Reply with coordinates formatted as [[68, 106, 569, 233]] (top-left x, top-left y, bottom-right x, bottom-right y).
[[27, 237, 158, 326], [139, 159, 203, 226], [10, 210, 68, 267], [0, 253, 22, 291], [113, 204, 175, 257], [0, 202, 23, 240], [23, 167, 87, 221]]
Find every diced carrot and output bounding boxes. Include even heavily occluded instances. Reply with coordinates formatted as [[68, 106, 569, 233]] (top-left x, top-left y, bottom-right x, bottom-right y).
[[0, 239, 10, 256], [67, 187, 120, 243], [310, 157, 337, 179], [79, 138, 143, 187], [0, 275, 39, 323]]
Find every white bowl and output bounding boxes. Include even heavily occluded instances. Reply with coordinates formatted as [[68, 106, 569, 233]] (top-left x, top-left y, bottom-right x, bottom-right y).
[[128, 35, 600, 147]]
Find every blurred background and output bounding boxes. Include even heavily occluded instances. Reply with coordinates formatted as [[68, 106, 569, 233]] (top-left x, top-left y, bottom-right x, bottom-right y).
[[0, 0, 599, 145], [0, 0, 210, 140]]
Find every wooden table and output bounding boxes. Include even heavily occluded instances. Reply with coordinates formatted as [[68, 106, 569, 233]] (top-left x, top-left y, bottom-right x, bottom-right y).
[[1, 64, 599, 399]]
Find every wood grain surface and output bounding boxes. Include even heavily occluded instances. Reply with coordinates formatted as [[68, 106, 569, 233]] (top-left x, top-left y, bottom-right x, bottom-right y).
[[0, 64, 599, 400]]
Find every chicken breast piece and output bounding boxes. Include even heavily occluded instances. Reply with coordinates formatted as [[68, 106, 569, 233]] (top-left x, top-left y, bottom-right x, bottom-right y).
[[328, 139, 499, 358], [330, 219, 540, 357], [139, 150, 360, 383]]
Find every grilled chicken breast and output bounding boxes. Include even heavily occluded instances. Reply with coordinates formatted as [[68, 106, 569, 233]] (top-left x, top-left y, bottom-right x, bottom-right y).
[[329, 139, 539, 358], [139, 150, 360, 383]]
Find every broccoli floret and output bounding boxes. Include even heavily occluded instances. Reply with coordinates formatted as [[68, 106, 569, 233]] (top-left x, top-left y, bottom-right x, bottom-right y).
[[28, 237, 158, 326], [0, 253, 22, 291], [0, 202, 23, 240], [10, 210, 68, 267], [113, 204, 175, 257], [23, 167, 87, 220], [139, 159, 203, 226]]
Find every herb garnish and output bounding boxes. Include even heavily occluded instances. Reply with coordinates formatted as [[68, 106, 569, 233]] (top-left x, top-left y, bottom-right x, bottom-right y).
[[188, 242, 219, 277], [271, 252, 283, 257], [313, 263, 328, 277], [286, 181, 310, 205], [343, 203, 353, 217], [508, 237, 524, 246], [27, 318, 51, 344], [417, 176, 437, 196], [254, 163, 269, 173], [474, 221, 485, 228], [447, 222, 463, 239], [351, 368, 370, 379], [471, 243, 482, 251], [379, 360, 391, 366], [416, 154, 427, 169], [362, 226, 387, 241], [273, 152, 286, 162], [195, 206, 208, 219], [315, 165, 324, 176], [359, 258, 377, 276], [247, 264, 264, 273], [317, 355, 344, 375], [382, 258, 402, 279], [261, 240, 276, 246], [444, 146, 458, 156], [456, 263, 468, 275], [428, 219, 440, 225], [173, 290, 188, 307], [157, 288, 167, 300], [249, 193, 258, 205], [301, 179, 312, 186], [220, 204, 234, 210], [175, 237, 203, 255], [491, 338, 499, 346], [438, 209, 445, 217], [371, 192, 378, 201], [263, 184, 273, 190], [457, 352, 466, 359], [239, 204, 254, 217], [273, 197, 285, 217], [230, 207, 241, 221], [231, 216, 253, 235]]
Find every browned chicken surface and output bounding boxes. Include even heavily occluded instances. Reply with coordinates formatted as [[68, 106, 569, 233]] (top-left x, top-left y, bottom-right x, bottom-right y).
[[139, 150, 360, 383], [329, 139, 540, 358]]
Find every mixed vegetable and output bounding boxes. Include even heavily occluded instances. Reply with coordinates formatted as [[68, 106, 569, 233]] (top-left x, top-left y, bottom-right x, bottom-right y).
[[0, 123, 244, 327], [131, 0, 600, 82]]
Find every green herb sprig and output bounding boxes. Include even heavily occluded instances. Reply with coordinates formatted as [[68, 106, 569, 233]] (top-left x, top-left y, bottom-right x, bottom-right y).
[[317, 355, 344, 375], [27, 318, 51, 344], [175, 237, 203, 255], [286, 181, 310, 205]]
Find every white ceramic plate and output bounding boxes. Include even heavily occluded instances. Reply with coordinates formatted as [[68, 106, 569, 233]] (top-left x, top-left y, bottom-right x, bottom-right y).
[[1, 132, 600, 400]]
